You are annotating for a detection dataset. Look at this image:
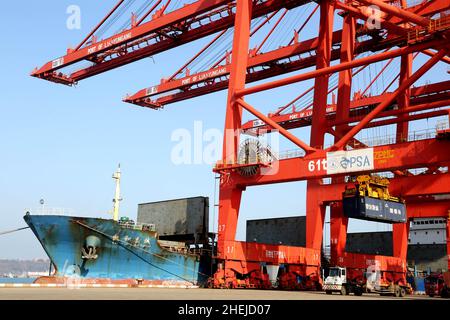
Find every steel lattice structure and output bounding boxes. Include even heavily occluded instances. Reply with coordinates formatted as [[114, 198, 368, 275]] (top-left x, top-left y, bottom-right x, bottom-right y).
[[33, 0, 450, 289]]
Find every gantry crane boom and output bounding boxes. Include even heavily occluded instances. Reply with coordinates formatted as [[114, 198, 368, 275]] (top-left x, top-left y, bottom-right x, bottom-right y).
[[31, 0, 312, 85], [124, 11, 450, 108], [31, 0, 449, 86]]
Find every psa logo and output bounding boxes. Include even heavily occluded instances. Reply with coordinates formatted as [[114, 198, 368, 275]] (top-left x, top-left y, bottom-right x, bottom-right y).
[[339, 155, 371, 169], [327, 148, 374, 174]]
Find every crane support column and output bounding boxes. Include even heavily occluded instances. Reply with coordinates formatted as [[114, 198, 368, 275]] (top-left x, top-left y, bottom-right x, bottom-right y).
[[392, 222, 410, 261], [217, 0, 252, 259], [330, 13, 355, 264], [396, 0, 412, 145], [330, 202, 348, 265], [306, 1, 335, 274], [393, 0, 415, 262]]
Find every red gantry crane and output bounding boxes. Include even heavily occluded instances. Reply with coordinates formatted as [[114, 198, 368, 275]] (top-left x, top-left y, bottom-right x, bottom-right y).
[[33, 0, 450, 292]]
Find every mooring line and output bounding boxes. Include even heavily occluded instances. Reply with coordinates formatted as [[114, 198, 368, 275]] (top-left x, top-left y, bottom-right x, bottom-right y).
[[0, 226, 29, 236]]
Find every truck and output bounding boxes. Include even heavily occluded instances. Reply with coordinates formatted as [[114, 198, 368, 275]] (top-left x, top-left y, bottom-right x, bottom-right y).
[[323, 267, 364, 296], [324, 175, 411, 297], [425, 272, 450, 298], [323, 266, 411, 297]]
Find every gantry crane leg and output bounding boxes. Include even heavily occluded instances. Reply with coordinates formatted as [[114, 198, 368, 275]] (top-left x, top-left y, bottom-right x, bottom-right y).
[[392, 0, 413, 265], [305, 1, 335, 276], [392, 222, 410, 261], [215, 0, 252, 285], [330, 202, 348, 265], [329, 12, 355, 266]]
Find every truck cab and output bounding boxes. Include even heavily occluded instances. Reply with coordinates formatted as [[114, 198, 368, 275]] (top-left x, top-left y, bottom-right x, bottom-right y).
[[323, 267, 348, 295], [425, 273, 450, 298], [323, 267, 364, 296]]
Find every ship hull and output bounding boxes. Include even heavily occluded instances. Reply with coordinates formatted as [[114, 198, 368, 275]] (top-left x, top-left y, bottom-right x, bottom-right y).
[[24, 214, 209, 285]]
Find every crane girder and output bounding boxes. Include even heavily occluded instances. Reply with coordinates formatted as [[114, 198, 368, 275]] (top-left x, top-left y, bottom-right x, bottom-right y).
[[31, 0, 313, 84]]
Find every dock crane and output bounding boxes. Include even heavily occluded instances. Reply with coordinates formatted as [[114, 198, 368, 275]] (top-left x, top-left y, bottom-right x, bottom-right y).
[[32, 0, 450, 291]]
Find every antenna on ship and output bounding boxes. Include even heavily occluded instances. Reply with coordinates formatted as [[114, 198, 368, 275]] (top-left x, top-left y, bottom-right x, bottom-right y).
[[112, 164, 122, 222]]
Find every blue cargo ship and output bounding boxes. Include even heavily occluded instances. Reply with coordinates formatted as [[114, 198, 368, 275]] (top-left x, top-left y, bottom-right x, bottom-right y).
[[24, 214, 210, 285], [23, 166, 211, 286]]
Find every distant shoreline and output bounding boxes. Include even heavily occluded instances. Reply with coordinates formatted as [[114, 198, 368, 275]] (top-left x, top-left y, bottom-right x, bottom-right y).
[[0, 259, 50, 278]]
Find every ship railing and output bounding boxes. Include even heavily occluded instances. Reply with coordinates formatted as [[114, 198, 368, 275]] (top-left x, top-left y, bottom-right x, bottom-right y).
[[188, 247, 213, 256], [25, 207, 76, 216], [119, 221, 156, 232]]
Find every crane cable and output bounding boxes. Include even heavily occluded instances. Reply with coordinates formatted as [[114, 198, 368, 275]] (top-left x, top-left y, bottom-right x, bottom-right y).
[[114, 0, 158, 33], [191, 17, 264, 73], [96, 0, 140, 39], [0, 227, 29, 237]]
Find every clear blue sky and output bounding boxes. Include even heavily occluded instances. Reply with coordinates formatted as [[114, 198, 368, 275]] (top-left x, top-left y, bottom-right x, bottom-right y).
[[0, 1, 447, 259]]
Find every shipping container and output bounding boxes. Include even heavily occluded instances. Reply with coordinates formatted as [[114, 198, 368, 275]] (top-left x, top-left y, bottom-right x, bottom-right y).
[[343, 195, 406, 223]]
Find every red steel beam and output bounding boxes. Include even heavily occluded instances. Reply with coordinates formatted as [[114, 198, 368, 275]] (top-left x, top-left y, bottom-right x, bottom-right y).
[[393, 0, 450, 23], [335, 1, 408, 35], [305, 0, 335, 258], [356, 0, 430, 27], [242, 80, 450, 132], [330, 12, 355, 263], [312, 173, 450, 203], [219, 240, 320, 265], [333, 49, 447, 150], [337, 253, 406, 273], [32, 0, 232, 76], [216, 0, 252, 262], [422, 49, 450, 64], [236, 38, 446, 97], [127, 49, 339, 108], [272, 56, 376, 117], [126, 8, 450, 108], [355, 106, 449, 129], [72, 0, 309, 82], [125, 29, 344, 104], [221, 138, 450, 187], [128, 27, 444, 108], [406, 201, 450, 219], [237, 99, 315, 153], [32, 0, 312, 83]]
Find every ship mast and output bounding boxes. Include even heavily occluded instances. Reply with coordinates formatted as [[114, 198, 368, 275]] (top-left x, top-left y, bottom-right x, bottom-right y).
[[112, 164, 122, 222]]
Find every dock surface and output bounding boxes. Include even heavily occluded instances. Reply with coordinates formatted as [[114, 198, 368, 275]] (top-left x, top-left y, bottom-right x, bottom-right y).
[[0, 288, 439, 300]]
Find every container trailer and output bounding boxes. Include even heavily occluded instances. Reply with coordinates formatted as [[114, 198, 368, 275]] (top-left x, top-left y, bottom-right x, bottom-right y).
[[323, 266, 412, 297]]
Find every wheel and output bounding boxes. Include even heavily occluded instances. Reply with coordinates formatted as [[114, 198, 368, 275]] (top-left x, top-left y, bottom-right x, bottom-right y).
[[325, 290, 332, 295], [399, 287, 406, 297], [441, 288, 449, 298], [394, 285, 401, 298], [355, 287, 363, 296], [340, 286, 347, 296]]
